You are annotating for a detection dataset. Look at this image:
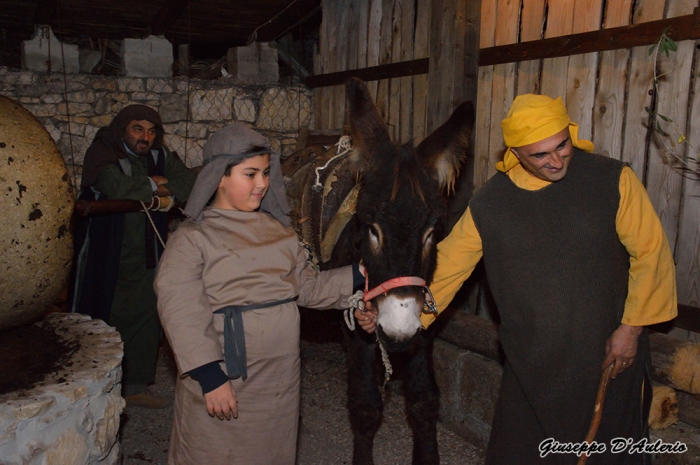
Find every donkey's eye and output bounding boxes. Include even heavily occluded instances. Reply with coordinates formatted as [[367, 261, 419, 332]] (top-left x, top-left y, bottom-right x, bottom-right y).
[[422, 227, 435, 246], [368, 223, 383, 253]]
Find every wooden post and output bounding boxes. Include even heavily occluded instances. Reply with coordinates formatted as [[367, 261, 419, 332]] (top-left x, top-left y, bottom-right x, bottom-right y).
[[427, 0, 481, 229]]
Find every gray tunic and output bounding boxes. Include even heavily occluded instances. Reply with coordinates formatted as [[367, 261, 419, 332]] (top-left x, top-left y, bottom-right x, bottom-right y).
[[155, 208, 354, 465]]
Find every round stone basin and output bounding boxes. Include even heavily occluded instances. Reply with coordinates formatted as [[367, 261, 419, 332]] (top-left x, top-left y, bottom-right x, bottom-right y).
[[0, 313, 124, 464]]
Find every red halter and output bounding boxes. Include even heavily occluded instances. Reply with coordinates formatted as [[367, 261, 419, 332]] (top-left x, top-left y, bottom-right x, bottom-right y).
[[362, 271, 438, 315]]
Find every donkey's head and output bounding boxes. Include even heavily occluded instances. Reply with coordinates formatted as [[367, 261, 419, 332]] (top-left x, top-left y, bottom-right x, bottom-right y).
[[344, 78, 474, 350]]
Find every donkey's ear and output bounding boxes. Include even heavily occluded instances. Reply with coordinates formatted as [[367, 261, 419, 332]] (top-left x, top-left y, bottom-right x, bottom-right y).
[[416, 101, 475, 194], [344, 78, 394, 171]]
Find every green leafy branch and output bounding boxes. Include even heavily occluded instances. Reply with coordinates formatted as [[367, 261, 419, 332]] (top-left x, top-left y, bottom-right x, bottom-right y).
[[645, 27, 698, 174]]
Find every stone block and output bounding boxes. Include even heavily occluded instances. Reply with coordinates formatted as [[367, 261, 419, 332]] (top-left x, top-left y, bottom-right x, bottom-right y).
[[13, 84, 48, 99], [117, 78, 144, 93], [91, 78, 117, 92], [11, 398, 55, 421], [44, 428, 89, 464], [146, 78, 173, 94], [21, 104, 55, 118], [43, 121, 61, 143], [131, 92, 160, 102], [58, 138, 81, 167], [234, 97, 257, 123], [190, 88, 234, 121], [227, 43, 278, 84], [258, 43, 279, 81], [91, 393, 124, 458], [175, 79, 190, 93], [121, 36, 173, 78], [41, 94, 63, 104], [163, 135, 204, 167], [56, 102, 93, 116], [54, 115, 88, 124], [85, 126, 99, 144], [53, 383, 88, 404], [93, 95, 112, 115], [66, 90, 96, 104], [21, 26, 79, 74], [89, 114, 113, 128], [163, 122, 207, 139], [433, 339, 502, 448]]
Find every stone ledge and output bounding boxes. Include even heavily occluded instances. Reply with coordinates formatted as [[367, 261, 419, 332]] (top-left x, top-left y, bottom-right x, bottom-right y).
[[0, 313, 124, 465]]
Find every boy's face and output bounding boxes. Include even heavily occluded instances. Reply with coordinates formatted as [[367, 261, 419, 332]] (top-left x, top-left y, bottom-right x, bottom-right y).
[[212, 154, 271, 212]]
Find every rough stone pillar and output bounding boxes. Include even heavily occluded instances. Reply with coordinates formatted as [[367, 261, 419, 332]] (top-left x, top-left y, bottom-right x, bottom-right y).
[[121, 35, 173, 77], [21, 25, 79, 74], [227, 42, 279, 84]]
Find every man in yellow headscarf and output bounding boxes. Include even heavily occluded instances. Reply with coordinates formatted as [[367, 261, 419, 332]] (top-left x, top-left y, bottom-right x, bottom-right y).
[[357, 94, 677, 464]]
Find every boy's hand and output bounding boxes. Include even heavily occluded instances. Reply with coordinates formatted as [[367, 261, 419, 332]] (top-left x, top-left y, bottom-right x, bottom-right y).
[[204, 382, 238, 420], [355, 300, 378, 334]]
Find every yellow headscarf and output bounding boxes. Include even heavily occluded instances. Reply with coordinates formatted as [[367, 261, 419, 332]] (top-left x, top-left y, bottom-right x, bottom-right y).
[[496, 94, 594, 172]]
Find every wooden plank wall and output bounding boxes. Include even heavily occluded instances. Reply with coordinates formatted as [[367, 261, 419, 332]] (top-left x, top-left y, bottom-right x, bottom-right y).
[[314, 0, 433, 144], [473, 0, 700, 329], [314, 0, 700, 330]]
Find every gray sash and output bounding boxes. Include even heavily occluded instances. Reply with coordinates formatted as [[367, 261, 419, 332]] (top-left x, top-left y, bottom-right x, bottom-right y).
[[214, 297, 296, 381]]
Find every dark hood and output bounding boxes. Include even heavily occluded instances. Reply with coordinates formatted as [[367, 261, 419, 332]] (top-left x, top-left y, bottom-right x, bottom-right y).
[[81, 105, 165, 188]]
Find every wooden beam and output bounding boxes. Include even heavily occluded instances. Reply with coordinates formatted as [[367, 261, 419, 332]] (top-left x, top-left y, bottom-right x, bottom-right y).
[[148, 0, 189, 37], [434, 309, 502, 363], [479, 7, 700, 66], [649, 332, 700, 395], [255, 0, 321, 43], [677, 304, 700, 334], [304, 58, 429, 88], [306, 8, 700, 89]]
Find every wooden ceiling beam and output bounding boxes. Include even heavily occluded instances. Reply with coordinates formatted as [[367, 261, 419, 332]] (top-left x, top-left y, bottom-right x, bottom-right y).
[[254, 0, 320, 42], [148, 0, 190, 37], [33, 0, 58, 25]]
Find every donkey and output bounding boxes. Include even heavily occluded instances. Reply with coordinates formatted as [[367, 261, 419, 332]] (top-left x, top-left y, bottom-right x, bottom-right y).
[[285, 78, 474, 465]]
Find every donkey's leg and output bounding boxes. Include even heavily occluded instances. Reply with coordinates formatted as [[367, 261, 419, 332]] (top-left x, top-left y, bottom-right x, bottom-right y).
[[344, 327, 383, 465], [404, 331, 440, 465]]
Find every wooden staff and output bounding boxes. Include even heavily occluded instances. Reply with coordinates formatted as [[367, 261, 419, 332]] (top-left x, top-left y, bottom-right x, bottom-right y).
[[577, 363, 615, 465], [74, 197, 179, 216]]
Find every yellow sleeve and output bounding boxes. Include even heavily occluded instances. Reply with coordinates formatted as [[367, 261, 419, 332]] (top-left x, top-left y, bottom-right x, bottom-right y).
[[421, 207, 483, 329], [617, 166, 677, 326]]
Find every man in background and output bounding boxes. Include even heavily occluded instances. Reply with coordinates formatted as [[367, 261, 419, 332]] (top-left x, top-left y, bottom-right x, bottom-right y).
[[71, 104, 195, 409]]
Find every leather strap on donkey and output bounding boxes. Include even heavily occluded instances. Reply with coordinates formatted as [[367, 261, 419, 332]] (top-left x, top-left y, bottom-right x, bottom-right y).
[[363, 275, 438, 315], [282, 137, 360, 267]]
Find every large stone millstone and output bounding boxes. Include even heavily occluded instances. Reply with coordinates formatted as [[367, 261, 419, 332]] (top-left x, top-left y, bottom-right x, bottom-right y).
[[0, 95, 74, 332]]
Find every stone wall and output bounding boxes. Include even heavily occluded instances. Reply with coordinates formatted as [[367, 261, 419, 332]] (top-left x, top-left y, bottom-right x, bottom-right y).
[[0, 66, 313, 189]]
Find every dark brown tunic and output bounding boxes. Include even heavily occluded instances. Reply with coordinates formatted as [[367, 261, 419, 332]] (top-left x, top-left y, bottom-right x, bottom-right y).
[[470, 151, 651, 464]]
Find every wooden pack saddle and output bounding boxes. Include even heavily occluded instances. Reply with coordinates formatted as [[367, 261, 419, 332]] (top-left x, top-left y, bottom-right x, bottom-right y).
[[282, 136, 360, 270]]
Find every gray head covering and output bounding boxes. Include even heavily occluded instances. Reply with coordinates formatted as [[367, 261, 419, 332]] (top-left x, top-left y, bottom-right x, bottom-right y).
[[183, 123, 291, 226]]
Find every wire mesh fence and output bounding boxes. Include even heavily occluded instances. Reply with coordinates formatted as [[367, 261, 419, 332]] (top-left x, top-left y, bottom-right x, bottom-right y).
[[0, 66, 314, 194]]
